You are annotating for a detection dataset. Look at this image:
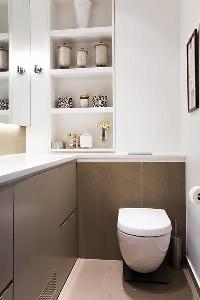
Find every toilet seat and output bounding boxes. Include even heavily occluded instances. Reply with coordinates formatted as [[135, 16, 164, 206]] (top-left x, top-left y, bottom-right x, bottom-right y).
[[117, 208, 172, 237]]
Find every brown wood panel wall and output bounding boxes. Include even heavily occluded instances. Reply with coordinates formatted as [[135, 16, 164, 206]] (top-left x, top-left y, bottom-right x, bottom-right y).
[[77, 162, 185, 260]]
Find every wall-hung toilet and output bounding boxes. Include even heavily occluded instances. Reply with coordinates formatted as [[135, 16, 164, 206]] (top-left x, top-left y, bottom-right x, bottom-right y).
[[117, 208, 172, 273]]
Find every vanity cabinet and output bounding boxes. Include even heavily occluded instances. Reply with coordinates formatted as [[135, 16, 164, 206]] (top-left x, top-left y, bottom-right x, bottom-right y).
[[13, 162, 77, 300], [0, 186, 13, 298]]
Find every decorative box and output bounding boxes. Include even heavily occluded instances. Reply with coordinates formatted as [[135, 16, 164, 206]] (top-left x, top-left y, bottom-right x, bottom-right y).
[[0, 98, 9, 110], [92, 95, 108, 107], [56, 97, 73, 108]]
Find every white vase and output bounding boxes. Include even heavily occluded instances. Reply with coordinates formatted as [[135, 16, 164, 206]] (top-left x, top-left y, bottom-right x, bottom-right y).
[[73, 0, 92, 28]]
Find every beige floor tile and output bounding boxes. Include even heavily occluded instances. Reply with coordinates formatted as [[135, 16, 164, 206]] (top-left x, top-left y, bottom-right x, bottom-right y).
[[58, 259, 196, 300]]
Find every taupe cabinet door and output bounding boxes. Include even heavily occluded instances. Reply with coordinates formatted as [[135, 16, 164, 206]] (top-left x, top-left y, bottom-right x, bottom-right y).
[[56, 212, 77, 294], [14, 168, 58, 300], [0, 187, 13, 294], [56, 162, 77, 226], [14, 162, 77, 300]]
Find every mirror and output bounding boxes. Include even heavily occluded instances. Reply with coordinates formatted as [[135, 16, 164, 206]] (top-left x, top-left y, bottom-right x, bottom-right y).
[[0, 0, 31, 126]]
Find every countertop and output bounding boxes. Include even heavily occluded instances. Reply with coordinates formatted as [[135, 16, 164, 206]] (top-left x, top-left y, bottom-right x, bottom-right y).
[[0, 153, 185, 186], [0, 153, 76, 186]]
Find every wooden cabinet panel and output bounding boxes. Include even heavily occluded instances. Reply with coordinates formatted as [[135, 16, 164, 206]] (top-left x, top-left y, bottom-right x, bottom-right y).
[[0, 187, 13, 294], [56, 161, 77, 226], [0, 284, 13, 300]]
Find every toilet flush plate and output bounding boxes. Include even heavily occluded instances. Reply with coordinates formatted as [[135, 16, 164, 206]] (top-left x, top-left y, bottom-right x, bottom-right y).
[[123, 261, 169, 284]]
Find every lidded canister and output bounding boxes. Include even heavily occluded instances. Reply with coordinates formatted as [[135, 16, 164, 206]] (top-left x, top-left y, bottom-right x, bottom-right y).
[[0, 47, 8, 71], [57, 43, 72, 69], [77, 48, 88, 68], [94, 42, 109, 67]]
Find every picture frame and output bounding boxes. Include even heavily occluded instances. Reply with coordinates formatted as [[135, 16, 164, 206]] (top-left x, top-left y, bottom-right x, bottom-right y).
[[187, 29, 199, 113]]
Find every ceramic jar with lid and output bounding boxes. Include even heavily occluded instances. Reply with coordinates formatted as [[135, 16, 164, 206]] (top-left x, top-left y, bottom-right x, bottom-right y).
[[0, 47, 8, 71], [80, 94, 89, 108], [57, 43, 72, 69], [80, 132, 93, 149], [77, 48, 88, 68], [94, 42, 109, 67]]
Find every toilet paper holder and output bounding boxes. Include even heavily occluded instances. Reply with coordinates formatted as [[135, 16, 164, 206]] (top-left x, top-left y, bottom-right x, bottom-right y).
[[189, 186, 200, 205]]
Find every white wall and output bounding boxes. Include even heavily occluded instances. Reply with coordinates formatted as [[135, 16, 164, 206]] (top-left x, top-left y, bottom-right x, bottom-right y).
[[115, 0, 181, 154], [180, 0, 200, 285]]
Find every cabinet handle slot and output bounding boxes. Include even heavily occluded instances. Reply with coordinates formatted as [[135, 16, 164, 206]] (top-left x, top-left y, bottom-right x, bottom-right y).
[[59, 209, 77, 229]]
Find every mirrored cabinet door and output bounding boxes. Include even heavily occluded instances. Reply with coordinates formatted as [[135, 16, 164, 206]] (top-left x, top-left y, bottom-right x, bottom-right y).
[[0, 0, 31, 125], [0, 0, 9, 124]]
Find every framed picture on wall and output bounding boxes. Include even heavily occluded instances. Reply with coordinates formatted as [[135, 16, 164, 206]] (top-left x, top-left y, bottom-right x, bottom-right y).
[[187, 29, 199, 113]]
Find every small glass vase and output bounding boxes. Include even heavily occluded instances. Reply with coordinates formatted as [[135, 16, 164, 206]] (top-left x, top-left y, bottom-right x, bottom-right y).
[[100, 128, 108, 143]]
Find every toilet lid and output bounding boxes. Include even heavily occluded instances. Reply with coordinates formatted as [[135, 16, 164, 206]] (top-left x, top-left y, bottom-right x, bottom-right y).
[[117, 208, 172, 237]]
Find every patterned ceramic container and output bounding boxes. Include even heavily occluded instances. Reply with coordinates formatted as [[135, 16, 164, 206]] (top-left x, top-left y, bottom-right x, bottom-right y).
[[0, 98, 9, 110], [92, 95, 108, 107], [56, 97, 73, 108]]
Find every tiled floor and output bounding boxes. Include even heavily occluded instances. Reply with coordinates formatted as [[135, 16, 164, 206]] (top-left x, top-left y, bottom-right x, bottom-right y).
[[58, 259, 199, 300]]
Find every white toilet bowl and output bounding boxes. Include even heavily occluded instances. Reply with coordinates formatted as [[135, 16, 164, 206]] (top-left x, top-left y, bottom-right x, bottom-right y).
[[117, 208, 172, 273]]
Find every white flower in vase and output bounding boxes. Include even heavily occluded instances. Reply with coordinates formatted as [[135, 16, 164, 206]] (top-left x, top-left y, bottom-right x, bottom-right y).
[[97, 120, 112, 143]]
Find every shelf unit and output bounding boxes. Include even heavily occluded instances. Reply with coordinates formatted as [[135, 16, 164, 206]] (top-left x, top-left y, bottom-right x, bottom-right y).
[[51, 148, 114, 153], [51, 26, 112, 43], [0, 110, 9, 115], [0, 71, 9, 81], [0, 33, 8, 43], [0, 110, 9, 124], [50, 0, 115, 153], [50, 67, 113, 79], [51, 107, 113, 114]]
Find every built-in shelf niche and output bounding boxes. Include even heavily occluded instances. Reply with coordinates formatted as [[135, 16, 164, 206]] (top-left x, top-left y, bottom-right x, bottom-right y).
[[50, 0, 113, 30], [51, 113, 113, 150], [49, 0, 115, 153], [51, 76, 113, 108]]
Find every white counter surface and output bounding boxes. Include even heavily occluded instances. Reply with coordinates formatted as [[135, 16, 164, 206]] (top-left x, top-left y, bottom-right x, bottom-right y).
[[0, 153, 76, 186], [0, 153, 185, 186]]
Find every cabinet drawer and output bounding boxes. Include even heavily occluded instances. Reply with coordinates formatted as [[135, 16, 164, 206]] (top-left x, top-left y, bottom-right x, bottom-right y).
[[0, 284, 13, 300], [56, 162, 77, 226], [0, 187, 13, 293], [55, 212, 77, 296]]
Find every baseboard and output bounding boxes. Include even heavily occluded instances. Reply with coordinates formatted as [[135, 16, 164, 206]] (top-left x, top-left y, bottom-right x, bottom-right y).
[[186, 256, 200, 296]]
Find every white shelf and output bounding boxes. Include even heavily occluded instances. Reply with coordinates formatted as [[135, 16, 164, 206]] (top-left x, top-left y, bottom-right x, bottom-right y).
[[51, 107, 113, 114], [51, 26, 113, 42], [0, 110, 9, 116], [51, 148, 115, 153], [0, 71, 9, 81], [0, 33, 9, 43], [50, 67, 113, 79]]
